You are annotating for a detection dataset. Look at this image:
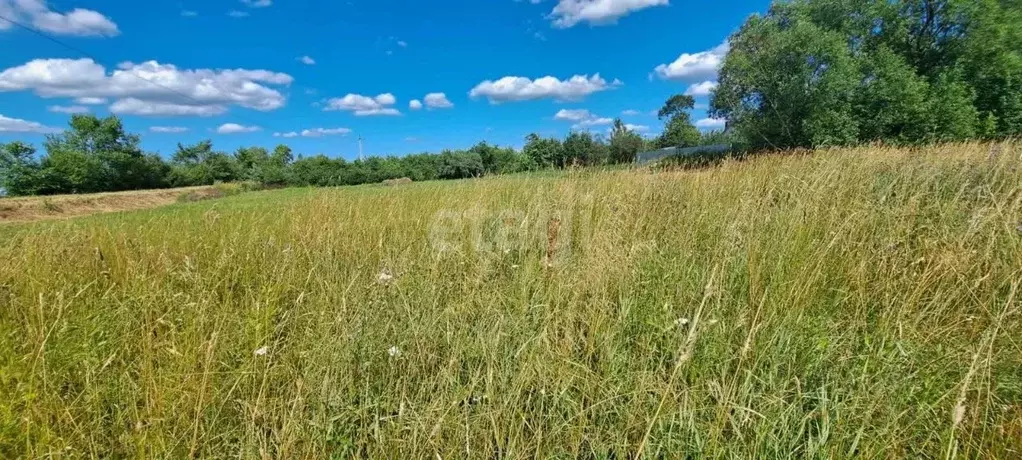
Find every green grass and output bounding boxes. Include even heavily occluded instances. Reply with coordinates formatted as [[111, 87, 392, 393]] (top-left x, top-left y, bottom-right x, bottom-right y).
[[1, 143, 1020, 458]]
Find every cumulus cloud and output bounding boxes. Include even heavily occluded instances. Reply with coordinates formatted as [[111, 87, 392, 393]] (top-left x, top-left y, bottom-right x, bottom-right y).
[[409, 99, 422, 110], [74, 97, 106, 105], [228, 10, 249, 17], [47, 104, 88, 114], [0, 58, 292, 116], [273, 128, 349, 138], [549, 0, 668, 28], [621, 109, 641, 116], [297, 56, 315, 65], [300, 127, 351, 137], [684, 80, 718, 96], [554, 108, 612, 129], [654, 42, 728, 81], [469, 74, 619, 103], [574, 117, 613, 128], [323, 93, 400, 116], [624, 123, 650, 132], [110, 98, 227, 116], [0, 0, 119, 37], [150, 126, 189, 133], [695, 117, 726, 129], [424, 92, 454, 109], [554, 108, 593, 122], [0, 114, 60, 133], [217, 123, 260, 134]]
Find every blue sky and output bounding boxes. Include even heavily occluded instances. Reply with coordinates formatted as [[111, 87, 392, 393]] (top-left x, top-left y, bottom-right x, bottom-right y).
[[0, 0, 767, 160]]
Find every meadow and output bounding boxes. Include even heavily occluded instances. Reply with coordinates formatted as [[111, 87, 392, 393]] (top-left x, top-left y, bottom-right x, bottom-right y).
[[0, 143, 1020, 458]]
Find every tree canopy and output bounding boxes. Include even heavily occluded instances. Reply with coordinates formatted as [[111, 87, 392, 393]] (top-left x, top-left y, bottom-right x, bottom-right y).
[[712, 0, 1022, 149]]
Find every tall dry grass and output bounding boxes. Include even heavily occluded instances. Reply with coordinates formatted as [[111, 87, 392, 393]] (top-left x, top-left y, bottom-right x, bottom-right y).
[[0, 143, 1019, 458]]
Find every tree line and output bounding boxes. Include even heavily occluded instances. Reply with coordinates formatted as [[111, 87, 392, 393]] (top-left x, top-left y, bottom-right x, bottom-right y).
[[0, 111, 722, 196]]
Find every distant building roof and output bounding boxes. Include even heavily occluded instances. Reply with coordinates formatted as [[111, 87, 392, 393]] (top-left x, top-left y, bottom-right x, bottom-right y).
[[635, 144, 730, 164]]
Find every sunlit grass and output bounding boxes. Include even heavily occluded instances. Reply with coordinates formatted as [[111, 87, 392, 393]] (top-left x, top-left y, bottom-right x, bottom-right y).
[[1, 143, 1020, 458]]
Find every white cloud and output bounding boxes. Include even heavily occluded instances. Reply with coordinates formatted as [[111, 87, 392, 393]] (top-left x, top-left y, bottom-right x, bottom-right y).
[[397, 40, 407, 47], [0, 114, 60, 133], [241, 0, 272, 7], [621, 109, 641, 116], [554, 108, 593, 122], [74, 96, 106, 104], [409, 99, 422, 110], [574, 117, 613, 128], [228, 10, 249, 17], [375, 93, 396, 105], [150, 126, 189, 133], [654, 42, 729, 81], [273, 131, 298, 138], [110, 98, 227, 116], [685, 80, 718, 96], [300, 127, 351, 137], [469, 74, 619, 103], [554, 108, 612, 129], [424, 92, 454, 109], [695, 117, 726, 129], [297, 56, 315, 65], [47, 104, 88, 114], [0, 0, 119, 37], [216, 123, 260, 134], [549, 0, 668, 28], [181, 10, 198, 17], [323, 93, 400, 116], [624, 123, 649, 132], [0, 58, 292, 116]]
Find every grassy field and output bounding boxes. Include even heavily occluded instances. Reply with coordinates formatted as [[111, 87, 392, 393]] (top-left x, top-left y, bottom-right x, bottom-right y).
[[1, 143, 1020, 458]]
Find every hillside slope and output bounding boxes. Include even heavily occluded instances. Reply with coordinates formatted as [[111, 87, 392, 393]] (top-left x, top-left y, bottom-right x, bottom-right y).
[[0, 143, 1019, 458]]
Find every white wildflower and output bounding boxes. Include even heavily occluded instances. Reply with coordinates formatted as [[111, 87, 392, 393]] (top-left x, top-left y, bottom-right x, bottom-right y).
[[253, 346, 268, 357], [674, 318, 690, 328], [377, 270, 394, 285], [953, 404, 966, 427], [387, 346, 401, 358]]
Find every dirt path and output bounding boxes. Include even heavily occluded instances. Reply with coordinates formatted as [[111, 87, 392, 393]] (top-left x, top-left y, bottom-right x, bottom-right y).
[[0, 186, 219, 224]]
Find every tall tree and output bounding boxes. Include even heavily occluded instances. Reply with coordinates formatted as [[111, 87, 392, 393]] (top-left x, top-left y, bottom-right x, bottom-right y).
[[608, 119, 644, 164], [523, 134, 565, 168], [0, 142, 42, 196], [712, 0, 1022, 149], [170, 140, 240, 186], [656, 95, 701, 148], [41, 115, 166, 193]]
